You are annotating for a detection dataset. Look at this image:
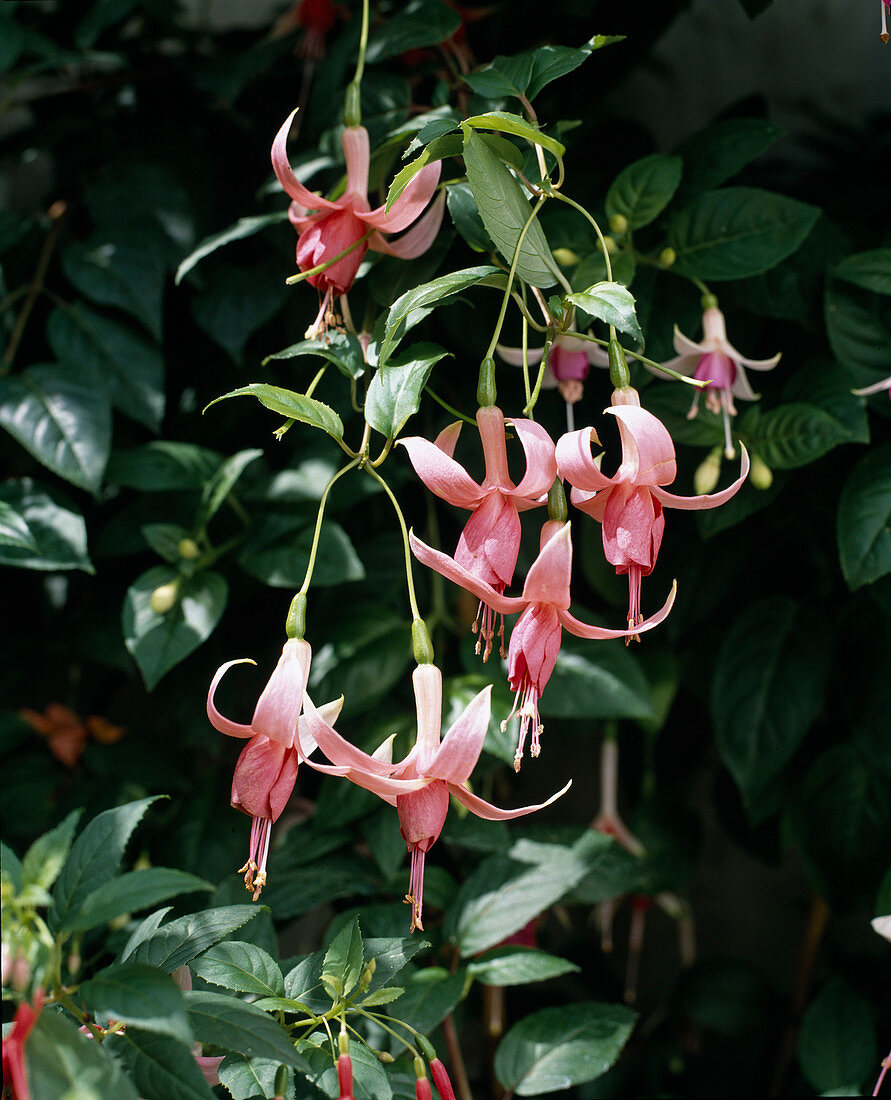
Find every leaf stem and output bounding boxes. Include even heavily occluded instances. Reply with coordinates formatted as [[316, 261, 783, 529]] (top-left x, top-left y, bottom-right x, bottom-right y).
[[423, 386, 476, 425], [363, 464, 422, 623], [298, 459, 360, 596], [3, 202, 67, 371], [550, 191, 612, 283], [568, 329, 709, 388]]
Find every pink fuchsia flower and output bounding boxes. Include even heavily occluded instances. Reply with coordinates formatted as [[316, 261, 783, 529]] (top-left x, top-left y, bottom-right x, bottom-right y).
[[2, 991, 43, 1100], [657, 305, 780, 458], [430, 1058, 457, 1100], [556, 388, 748, 638], [272, 110, 445, 335], [300, 663, 569, 931], [400, 406, 556, 659], [410, 521, 676, 769], [497, 332, 609, 405], [207, 639, 340, 898]]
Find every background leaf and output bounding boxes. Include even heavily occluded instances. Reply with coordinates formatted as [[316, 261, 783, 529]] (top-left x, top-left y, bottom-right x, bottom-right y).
[[837, 444, 891, 590]]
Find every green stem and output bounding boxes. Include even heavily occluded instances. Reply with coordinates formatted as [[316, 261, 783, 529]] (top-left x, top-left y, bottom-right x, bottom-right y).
[[364, 464, 422, 623], [569, 329, 709, 388], [523, 329, 554, 417], [305, 366, 326, 398], [551, 191, 612, 283], [521, 314, 532, 407], [285, 230, 374, 286], [298, 459, 360, 596], [423, 387, 476, 426], [352, 0, 371, 87], [352, 1008, 421, 1057]]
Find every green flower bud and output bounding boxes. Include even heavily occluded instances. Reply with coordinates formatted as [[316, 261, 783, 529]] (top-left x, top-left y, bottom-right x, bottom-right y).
[[659, 247, 676, 268], [694, 449, 722, 496], [608, 213, 628, 235], [552, 247, 580, 266], [750, 455, 773, 490], [149, 580, 179, 615], [598, 235, 618, 255], [177, 538, 200, 560]]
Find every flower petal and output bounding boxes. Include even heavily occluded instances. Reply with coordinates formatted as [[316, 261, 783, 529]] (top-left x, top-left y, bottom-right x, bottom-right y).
[[730, 366, 759, 402], [508, 417, 558, 502], [522, 522, 572, 610], [727, 346, 782, 372], [607, 405, 677, 486], [300, 692, 395, 773], [409, 532, 526, 614], [271, 108, 339, 211], [358, 161, 442, 233], [449, 778, 572, 820], [560, 579, 677, 639], [368, 190, 445, 259], [672, 325, 709, 358], [652, 445, 749, 510], [556, 428, 615, 492], [398, 437, 482, 509], [251, 638, 311, 747], [427, 685, 491, 784], [207, 659, 257, 739], [341, 126, 370, 201], [496, 342, 545, 368]]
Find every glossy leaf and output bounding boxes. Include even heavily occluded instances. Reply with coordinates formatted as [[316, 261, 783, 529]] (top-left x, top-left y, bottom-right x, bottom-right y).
[[264, 330, 366, 379], [539, 632, 654, 721], [825, 279, 891, 380], [464, 111, 565, 157], [495, 1002, 638, 1095], [668, 187, 819, 281], [301, 1037, 392, 1099], [321, 916, 364, 999], [205, 384, 344, 441], [387, 132, 463, 209], [21, 809, 82, 892], [196, 448, 262, 529], [838, 445, 891, 590], [240, 518, 363, 589], [798, 978, 877, 1093], [834, 248, 891, 296], [0, 363, 111, 493], [185, 990, 303, 1065], [464, 35, 622, 102], [63, 239, 164, 339], [175, 211, 290, 285], [125, 905, 262, 970], [80, 963, 193, 1041], [675, 119, 783, 199], [385, 969, 465, 1034], [468, 946, 580, 986], [106, 442, 222, 491], [365, 0, 461, 63], [191, 940, 285, 998], [362, 936, 428, 994], [192, 262, 288, 363], [0, 479, 92, 572], [567, 282, 644, 345], [365, 342, 449, 438], [219, 1055, 293, 1100], [606, 154, 683, 230], [27, 1010, 140, 1100], [66, 868, 215, 932], [109, 1029, 217, 1100], [447, 182, 489, 252], [754, 402, 846, 469]]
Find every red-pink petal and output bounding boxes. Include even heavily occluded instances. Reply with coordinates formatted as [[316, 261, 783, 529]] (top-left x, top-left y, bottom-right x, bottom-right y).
[[271, 108, 339, 211], [449, 778, 572, 820], [398, 436, 482, 509], [358, 161, 442, 233], [300, 692, 394, 773], [508, 417, 557, 502], [207, 659, 257, 739], [251, 639, 311, 747], [409, 532, 526, 614], [427, 684, 491, 784], [521, 522, 572, 610], [607, 405, 677, 487], [560, 579, 677, 639], [368, 190, 445, 259], [455, 493, 521, 590], [652, 445, 749, 510]]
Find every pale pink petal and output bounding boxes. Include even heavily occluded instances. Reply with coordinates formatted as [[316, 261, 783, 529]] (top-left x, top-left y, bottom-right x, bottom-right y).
[[251, 639, 311, 747], [508, 418, 558, 502], [556, 428, 615, 492], [297, 696, 342, 759], [449, 778, 572, 820], [727, 346, 782, 372], [207, 659, 257, 739], [398, 437, 482, 509], [368, 190, 445, 259], [672, 326, 709, 358], [427, 685, 491, 784], [570, 484, 611, 523], [372, 734, 396, 765], [409, 532, 526, 614], [434, 420, 462, 459], [496, 343, 545, 367], [341, 126, 370, 201], [358, 162, 442, 233], [300, 693, 394, 773], [271, 109, 339, 211], [730, 366, 759, 402], [195, 1054, 224, 1087], [652, 446, 749, 510], [607, 405, 677, 487], [560, 579, 677, 639], [646, 353, 699, 382], [522, 522, 572, 610]]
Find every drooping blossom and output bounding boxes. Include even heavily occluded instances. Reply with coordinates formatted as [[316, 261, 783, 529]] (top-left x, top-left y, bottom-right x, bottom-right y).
[[430, 1058, 458, 1100], [400, 406, 556, 658], [207, 638, 340, 899], [299, 663, 569, 931], [410, 521, 676, 768], [655, 305, 780, 457], [1, 991, 43, 1100], [882, 0, 890, 44], [338, 1052, 355, 1100], [272, 109, 445, 335], [498, 331, 609, 406], [556, 388, 747, 637]]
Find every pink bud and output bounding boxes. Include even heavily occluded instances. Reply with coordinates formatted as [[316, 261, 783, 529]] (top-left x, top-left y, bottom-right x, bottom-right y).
[[430, 1058, 457, 1100], [338, 1053, 354, 1099]]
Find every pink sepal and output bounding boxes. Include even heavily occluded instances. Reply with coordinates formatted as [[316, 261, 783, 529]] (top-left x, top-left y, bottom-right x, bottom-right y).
[[358, 161, 442, 233], [652, 445, 750, 509], [450, 778, 572, 820], [271, 109, 338, 211]]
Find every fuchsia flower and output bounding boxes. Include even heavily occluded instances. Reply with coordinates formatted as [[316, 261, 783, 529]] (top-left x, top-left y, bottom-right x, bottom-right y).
[[1, 991, 42, 1100], [400, 406, 556, 658], [299, 664, 569, 931], [658, 305, 780, 458], [272, 110, 445, 334], [498, 332, 609, 405], [207, 639, 340, 899], [556, 388, 748, 636], [410, 521, 676, 769]]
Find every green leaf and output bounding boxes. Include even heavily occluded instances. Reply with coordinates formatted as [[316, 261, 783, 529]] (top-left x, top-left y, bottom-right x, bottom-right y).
[[825, 279, 891, 380], [668, 187, 819, 281], [447, 182, 489, 252], [387, 133, 463, 209], [385, 969, 464, 1034], [106, 442, 222, 491], [838, 445, 891, 590], [712, 599, 832, 803], [321, 916, 364, 999], [125, 905, 262, 970], [379, 264, 499, 364], [205, 384, 344, 441], [0, 498, 37, 552], [191, 940, 285, 998], [219, 1055, 292, 1100], [782, 359, 870, 446], [0, 363, 111, 493], [365, 342, 449, 438], [675, 119, 784, 199], [834, 249, 891, 296], [66, 868, 215, 932], [47, 305, 165, 431], [80, 963, 193, 1041], [63, 239, 164, 339], [754, 403, 847, 469], [606, 154, 683, 230], [302, 1036, 392, 1099], [21, 810, 82, 892], [567, 282, 643, 345], [142, 523, 190, 563], [240, 517, 363, 589], [108, 1029, 217, 1100], [192, 263, 287, 364], [264, 331, 366, 379], [49, 796, 162, 933], [362, 937, 428, 995], [27, 1009, 140, 1100], [1, 840, 23, 892], [464, 111, 565, 158], [798, 978, 877, 1093], [462, 128, 559, 288], [185, 990, 303, 1065], [465, 35, 621, 101], [365, 0, 460, 63], [495, 1002, 638, 1095], [123, 567, 228, 689], [468, 946, 580, 986], [0, 479, 93, 572], [539, 632, 654, 721], [175, 212, 290, 285], [196, 448, 262, 529]]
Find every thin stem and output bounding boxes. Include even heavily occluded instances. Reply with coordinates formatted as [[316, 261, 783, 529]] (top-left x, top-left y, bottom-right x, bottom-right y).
[[521, 314, 531, 407], [305, 366, 326, 399], [364, 464, 422, 622], [484, 193, 549, 363], [551, 191, 612, 283], [3, 203, 67, 370], [339, 291, 356, 333], [352, 1008, 420, 1058], [0, 284, 30, 315], [353, 0, 371, 86], [285, 229, 374, 286], [690, 276, 712, 298], [423, 387, 476, 426], [298, 459, 360, 595], [568, 329, 709, 388], [523, 330, 554, 418]]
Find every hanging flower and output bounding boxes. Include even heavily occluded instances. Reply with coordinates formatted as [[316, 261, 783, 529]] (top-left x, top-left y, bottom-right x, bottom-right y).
[[497, 332, 609, 405], [1, 991, 43, 1100], [272, 110, 445, 334], [400, 406, 556, 658], [556, 389, 747, 636], [299, 664, 569, 931]]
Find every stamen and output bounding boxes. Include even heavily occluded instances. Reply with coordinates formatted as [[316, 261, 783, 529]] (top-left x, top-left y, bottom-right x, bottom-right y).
[[625, 566, 642, 645], [405, 848, 426, 931], [721, 391, 736, 460]]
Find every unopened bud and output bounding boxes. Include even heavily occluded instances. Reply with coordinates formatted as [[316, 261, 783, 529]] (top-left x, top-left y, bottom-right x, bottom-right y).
[[411, 620, 434, 666], [67, 953, 81, 977], [700, 292, 719, 311], [273, 1065, 289, 1096], [337, 1052, 353, 1099], [552, 247, 580, 266], [750, 455, 773, 490], [149, 580, 179, 615], [11, 953, 30, 991], [177, 538, 200, 560], [694, 449, 722, 496], [378, 1051, 395, 1063], [358, 956, 376, 992], [430, 1059, 457, 1100], [608, 213, 628, 236], [659, 247, 676, 268]]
